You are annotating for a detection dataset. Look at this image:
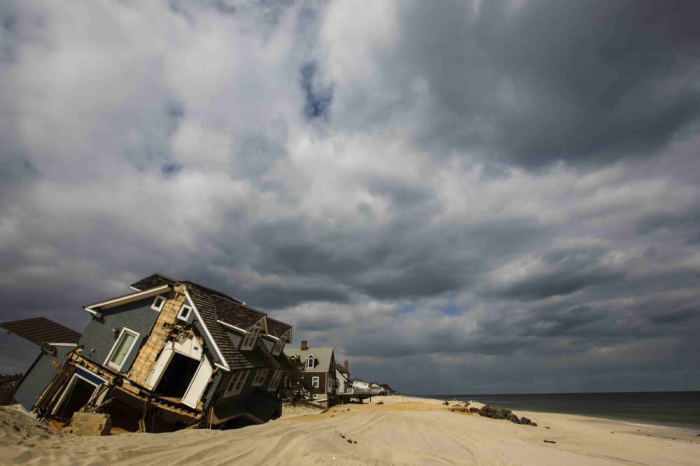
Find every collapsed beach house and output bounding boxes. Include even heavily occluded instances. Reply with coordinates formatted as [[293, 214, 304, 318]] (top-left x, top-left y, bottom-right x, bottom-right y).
[[1, 274, 293, 432]]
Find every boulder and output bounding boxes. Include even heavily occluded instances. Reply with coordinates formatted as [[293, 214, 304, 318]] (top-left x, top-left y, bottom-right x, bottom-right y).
[[65, 412, 111, 436]]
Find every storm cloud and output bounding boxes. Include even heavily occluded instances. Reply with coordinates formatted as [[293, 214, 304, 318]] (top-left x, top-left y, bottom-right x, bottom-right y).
[[1, 0, 699, 394]]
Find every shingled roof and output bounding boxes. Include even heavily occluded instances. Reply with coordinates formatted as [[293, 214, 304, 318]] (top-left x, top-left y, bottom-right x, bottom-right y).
[[1, 317, 81, 348], [130, 273, 177, 291], [130, 274, 293, 371], [213, 295, 265, 330], [267, 317, 292, 341]]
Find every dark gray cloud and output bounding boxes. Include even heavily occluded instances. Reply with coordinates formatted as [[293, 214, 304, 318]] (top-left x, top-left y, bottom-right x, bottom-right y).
[[332, 0, 700, 168], [1, 0, 699, 394]]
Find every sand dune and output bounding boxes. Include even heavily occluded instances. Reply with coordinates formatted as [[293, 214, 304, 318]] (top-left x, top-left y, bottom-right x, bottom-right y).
[[2, 396, 699, 465]]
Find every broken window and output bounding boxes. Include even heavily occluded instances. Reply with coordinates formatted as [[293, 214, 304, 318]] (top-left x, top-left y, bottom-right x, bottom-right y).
[[151, 295, 166, 311], [53, 375, 99, 420], [154, 353, 200, 399], [177, 304, 192, 321], [225, 370, 249, 397], [252, 369, 268, 387], [105, 328, 138, 372]]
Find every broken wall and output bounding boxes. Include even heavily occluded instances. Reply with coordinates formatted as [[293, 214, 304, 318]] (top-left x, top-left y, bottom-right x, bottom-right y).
[[13, 346, 73, 412], [127, 286, 186, 386]]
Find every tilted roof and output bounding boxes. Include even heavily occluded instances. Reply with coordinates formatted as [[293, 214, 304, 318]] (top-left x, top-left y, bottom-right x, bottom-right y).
[[213, 295, 265, 330], [1, 317, 81, 348], [130, 274, 294, 371], [284, 346, 334, 373], [266, 317, 292, 341]]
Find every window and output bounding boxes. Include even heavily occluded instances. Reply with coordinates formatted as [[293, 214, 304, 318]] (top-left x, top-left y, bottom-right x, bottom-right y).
[[307, 356, 316, 369], [151, 295, 166, 312], [268, 370, 282, 392], [252, 369, 268, 387], [105, 328, 139, 372], [311, 376, 320, 388], [225, 370, 249, 397], [177, 304, 192, 321], [240, 326, 261, 350], [272, 338, 285, 356]]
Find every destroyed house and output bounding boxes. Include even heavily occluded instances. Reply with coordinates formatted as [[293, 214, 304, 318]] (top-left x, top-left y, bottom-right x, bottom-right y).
[[2, 274, 293, 431]]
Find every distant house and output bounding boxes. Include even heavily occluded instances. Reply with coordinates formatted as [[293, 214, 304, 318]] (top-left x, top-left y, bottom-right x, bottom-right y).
[[335, 360, 352, 397], [1, 274, 293, 431], [284, 341, 337, 406]]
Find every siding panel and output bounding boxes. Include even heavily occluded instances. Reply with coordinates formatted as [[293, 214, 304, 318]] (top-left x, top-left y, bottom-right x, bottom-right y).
[[13, 346, 73, 411], [79, 297, 160, 373]]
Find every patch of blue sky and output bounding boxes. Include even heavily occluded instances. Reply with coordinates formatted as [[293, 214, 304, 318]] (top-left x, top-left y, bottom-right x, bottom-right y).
[[162, 162, 183, 177], [441, 304, 461, 316], [300, 61, 333, 120]]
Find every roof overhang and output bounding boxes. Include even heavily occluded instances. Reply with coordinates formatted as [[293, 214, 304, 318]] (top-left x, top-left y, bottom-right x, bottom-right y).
[[217, 320, 247, 334], [183, 286, 230, 372], [84, 285, 171, 314]]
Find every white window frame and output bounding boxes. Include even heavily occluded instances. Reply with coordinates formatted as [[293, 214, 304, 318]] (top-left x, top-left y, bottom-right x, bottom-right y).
[[104, 328, 140, 372], [252, 369, 268, 387], [268, 370, 282, 392], [177, 304, 192, 321], [151, 295, 166, 312], [240, 326, 261, 350], [307, 356, 316, 369], [271, 335, 286, 356], [225, 370, 249, 397], [311, 376, 320, 388]]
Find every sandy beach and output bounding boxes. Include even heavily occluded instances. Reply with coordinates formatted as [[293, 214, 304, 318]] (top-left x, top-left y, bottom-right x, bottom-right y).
[[2, 396, 699, 465]]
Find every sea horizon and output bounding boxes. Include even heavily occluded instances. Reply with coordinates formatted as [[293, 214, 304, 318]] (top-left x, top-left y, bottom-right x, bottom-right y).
[[412, 390, 700, 434]]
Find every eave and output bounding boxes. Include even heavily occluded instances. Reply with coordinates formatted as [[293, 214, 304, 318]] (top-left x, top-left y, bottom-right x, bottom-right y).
[[83, 285, 171, 314]]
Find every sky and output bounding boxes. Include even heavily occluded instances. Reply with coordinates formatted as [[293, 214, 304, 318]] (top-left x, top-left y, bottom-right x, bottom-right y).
[[1, 0, 699, 395]]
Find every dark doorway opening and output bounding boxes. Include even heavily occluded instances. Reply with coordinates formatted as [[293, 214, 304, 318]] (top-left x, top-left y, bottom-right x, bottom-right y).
[[155, 353, 199, 398], [57, 377, 96, 420]]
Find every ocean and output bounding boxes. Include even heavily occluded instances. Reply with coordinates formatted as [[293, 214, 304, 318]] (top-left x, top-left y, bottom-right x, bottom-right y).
[[419, 391, 700, 433]]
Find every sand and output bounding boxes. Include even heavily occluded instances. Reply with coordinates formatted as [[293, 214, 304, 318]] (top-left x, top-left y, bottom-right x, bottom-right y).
[[2, 396, 699, 465]]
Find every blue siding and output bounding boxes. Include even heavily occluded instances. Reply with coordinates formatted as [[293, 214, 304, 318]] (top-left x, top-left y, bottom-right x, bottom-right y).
[[202, 370, 224, 410], [14, 346, 73, 411], [79, 297, 161, 373]]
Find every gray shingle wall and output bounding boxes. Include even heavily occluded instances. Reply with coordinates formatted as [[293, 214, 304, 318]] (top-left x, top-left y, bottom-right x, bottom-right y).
[[79, 297, 160, 373], [14, 346, 73, 411]]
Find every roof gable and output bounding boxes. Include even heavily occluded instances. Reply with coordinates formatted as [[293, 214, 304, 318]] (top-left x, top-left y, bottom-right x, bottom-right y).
[[128, 273, 294, 371], [267, 317, 292, 341], [284, 346, 334, 373]]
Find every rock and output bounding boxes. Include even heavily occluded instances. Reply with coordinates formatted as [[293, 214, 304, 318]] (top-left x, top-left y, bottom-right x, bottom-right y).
[[466, 401, 486, 413], [65, 412, 111, 436], [443, 401, 449, 405]]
